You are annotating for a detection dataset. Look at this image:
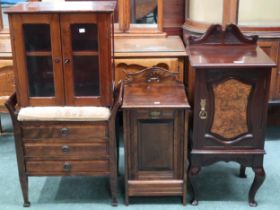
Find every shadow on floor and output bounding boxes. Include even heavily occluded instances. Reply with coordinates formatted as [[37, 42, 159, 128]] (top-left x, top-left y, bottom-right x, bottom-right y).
[[37, 176, 112, 204]]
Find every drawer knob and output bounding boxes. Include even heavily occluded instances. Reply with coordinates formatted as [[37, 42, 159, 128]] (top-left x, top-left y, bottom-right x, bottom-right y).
[[63, 162, 72, 172], [60, 128, 69, 137], [62, 145, 70, 153]]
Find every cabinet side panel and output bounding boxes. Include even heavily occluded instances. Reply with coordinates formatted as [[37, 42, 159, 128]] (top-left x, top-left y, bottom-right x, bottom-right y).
[[98, 13, 113, 106]]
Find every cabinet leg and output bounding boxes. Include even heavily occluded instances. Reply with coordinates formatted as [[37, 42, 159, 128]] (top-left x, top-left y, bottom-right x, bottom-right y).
[[182, 194, 187, 206], [125, 194, 129, 206], [116, 115, 121, 177], [0, 116, 3, 134], [19, 175, 30, 207], [239, 165, 247, 178], [188, 166, 201, 206], [249, 167, 265, 207], [109, 176, 118, 206]]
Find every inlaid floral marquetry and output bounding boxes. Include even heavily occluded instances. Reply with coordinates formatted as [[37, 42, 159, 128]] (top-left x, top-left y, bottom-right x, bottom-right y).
[[211, 79, 252, 139]]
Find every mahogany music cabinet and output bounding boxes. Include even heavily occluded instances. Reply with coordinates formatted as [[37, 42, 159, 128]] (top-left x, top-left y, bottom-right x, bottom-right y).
[[187, 25, 276, 206], [5, 1, 119, 206], [122, 67, 191, 205]]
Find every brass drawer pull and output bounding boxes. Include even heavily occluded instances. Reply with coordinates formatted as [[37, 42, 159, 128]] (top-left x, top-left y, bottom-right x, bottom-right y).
[[63, 162, 72, 172], [62, 145, 70, 153], [147, 76, 160, 83], [60, 128, 69, 137], [150, 111, 161, 118]]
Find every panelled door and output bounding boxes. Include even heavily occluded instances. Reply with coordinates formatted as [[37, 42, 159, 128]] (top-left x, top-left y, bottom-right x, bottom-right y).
[[193, 68, 269, 149], [60, 13, 112, 106], [11, 14, 64, 107], [128, 109, 184, 180]]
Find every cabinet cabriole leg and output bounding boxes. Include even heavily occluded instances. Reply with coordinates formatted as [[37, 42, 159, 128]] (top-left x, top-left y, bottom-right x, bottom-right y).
[[249, 167, 265, 207], [189, 166, 201, 206], [239, 165, 247, 178]]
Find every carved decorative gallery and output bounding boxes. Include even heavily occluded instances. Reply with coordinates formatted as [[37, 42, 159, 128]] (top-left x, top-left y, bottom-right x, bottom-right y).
[[123, 66, 178, 84]]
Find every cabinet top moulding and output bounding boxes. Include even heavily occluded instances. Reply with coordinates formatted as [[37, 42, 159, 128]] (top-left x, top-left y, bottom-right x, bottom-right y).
[[5, 1, 116, 14]]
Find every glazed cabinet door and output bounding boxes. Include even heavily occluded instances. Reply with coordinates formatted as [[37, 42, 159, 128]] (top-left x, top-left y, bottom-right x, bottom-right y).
[[60, 13, 113, 106], [127, 109, 184, 180], [193, 68, 271, 149], [10, 14, 64, 106]]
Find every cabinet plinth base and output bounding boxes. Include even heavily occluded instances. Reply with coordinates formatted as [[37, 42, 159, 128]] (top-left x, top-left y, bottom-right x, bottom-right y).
[[126, 180, 186, 205]]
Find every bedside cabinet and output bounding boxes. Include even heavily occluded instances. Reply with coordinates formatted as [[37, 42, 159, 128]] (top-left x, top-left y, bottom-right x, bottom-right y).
[[122, 67, 191, 205], [187, 25, 276, 206]]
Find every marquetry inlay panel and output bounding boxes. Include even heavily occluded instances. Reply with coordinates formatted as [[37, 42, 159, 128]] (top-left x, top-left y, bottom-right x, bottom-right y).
[[210, 79, 252, 139]]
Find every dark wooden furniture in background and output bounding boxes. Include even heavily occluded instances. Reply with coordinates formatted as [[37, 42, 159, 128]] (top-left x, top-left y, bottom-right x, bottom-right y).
[[114, 36, 187, 84], [187, 24, 276, 206], [6, 1, 119, 206], [122, 67, 190, 205]]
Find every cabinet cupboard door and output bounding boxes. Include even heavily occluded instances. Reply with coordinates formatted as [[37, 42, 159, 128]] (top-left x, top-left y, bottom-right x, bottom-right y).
[[193, 69, 269, 149], [128, 110, 184, 180], [10, 14, 64, 106], [60, 14, 113, 106]]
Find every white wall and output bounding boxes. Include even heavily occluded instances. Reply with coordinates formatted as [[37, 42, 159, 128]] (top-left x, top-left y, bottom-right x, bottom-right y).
[[188, 0, 223, 24], [238, 0, 280, 26]]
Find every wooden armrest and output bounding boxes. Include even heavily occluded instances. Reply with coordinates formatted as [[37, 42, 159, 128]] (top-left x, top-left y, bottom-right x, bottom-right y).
[[4, 92, 18, 125], [4, 91, 17, 113], [109, 81, 123, 121]]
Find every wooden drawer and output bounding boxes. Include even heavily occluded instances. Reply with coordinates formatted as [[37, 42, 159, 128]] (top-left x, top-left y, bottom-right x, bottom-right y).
[[21, 124, 107, 140], [24, 142, 108, 159], [26, 160, 110, 176]]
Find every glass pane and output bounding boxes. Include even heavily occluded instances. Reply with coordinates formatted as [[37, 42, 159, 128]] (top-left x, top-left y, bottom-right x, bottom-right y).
[[73, 56, 100, 96], [26, 56, 55, 97], [23, 24, 51, 51], [114, 1, 119, 23], [238, 0, 280, 27], [131, 0, 158, 24], [71, 24, 98, 51], [188, 0, 223, 24]]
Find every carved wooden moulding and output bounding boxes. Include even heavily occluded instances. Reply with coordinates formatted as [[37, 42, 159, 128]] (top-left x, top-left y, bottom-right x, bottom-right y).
[[123, 66, 178, 84]]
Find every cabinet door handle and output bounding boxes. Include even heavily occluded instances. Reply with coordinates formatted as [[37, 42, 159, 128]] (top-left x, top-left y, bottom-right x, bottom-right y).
[[62, 145, 70, 153], [54, 58, 61, 63], [199, 99, 207, 120], [60, 128, 69, 137], [63, 162, 72, 172], [64, 59, 71, 64]]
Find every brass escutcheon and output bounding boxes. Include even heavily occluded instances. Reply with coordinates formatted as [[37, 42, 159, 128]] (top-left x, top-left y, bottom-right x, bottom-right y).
[[199, 99, 207, 120]]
